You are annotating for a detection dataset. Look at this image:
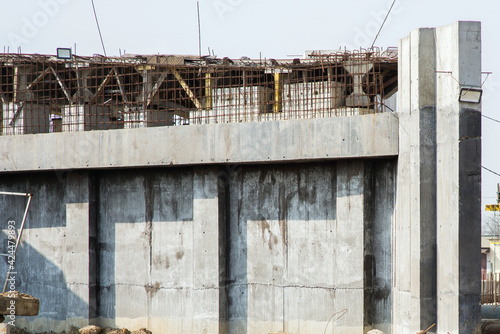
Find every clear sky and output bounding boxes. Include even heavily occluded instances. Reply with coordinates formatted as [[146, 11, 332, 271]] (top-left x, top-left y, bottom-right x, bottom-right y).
[[1, 0, 499, 225]]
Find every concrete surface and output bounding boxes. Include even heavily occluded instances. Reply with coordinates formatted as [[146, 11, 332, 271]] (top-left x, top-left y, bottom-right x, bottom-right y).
[[0, 161, 396, 333], [0, 113, 398, 173], [394, 27, 438, 333], [435, 21, 482, 334], [482, 305, 500, 320], [394, 21, 482, 334]]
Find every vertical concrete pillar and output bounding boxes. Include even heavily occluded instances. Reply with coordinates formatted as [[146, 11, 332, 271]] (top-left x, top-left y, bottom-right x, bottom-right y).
[[335, 160, 373, 333], [435, 21, 481, 334], [372, 160, 396, 334], [192, 167, 227, 334], [65, 172, 97, 327], [396, 21, 482, 334], [395, 28, 437, 333]]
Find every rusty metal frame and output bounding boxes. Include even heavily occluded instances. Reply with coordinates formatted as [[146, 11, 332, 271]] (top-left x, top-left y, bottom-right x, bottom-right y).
[[0, 49, 398, 134]]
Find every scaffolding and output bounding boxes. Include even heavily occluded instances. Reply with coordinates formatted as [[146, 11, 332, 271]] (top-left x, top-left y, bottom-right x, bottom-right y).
[[0, 49, 398, 135]]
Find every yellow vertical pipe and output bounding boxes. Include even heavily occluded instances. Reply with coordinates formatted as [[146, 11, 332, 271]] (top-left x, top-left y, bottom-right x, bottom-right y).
[[273, 72, 281, 113], [205, 72, 212, 109]]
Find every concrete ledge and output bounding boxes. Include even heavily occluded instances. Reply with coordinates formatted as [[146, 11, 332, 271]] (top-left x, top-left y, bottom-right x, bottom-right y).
[[0, 113, 398, 172]]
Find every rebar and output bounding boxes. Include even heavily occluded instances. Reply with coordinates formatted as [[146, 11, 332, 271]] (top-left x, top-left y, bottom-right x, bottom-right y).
[[0, 50, 398, 135]]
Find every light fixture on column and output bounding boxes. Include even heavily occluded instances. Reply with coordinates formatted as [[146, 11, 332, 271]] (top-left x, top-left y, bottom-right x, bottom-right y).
[[56, 48, 72, 60], [459, 86, 482, 103]]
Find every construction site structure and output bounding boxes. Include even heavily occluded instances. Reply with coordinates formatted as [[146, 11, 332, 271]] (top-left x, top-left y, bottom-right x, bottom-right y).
[[0, 49, 397, 135]]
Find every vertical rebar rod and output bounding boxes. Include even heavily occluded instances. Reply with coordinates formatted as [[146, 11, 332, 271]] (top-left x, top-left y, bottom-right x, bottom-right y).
[[3, 194, 32, 293]]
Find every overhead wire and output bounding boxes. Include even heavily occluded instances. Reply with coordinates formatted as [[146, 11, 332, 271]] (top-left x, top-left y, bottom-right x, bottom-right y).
[[482, 113, 500, 124], [483, 166, 500, 178], [91, 0, 107, 56], [370, 0, 397, 50], [478, 114, 500, 177]]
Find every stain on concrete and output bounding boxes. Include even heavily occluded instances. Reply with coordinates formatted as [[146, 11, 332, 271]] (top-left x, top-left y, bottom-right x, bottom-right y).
[[153, 255, 170, 270], [145, 282, 160, 297]]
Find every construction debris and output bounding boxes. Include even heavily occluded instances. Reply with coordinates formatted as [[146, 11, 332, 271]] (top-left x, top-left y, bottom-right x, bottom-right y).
[[78, 326, 101, 334], [0, 291, 39, 317], [417, 323, 436, 334], [129, 330, 151, 334], [8, 325, 147, 334], [101, 328, 129, 334]]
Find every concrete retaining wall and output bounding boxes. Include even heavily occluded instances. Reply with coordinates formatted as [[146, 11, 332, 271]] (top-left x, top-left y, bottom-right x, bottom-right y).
[[0, 113, 398, 172], [0, 161, 395, 333]]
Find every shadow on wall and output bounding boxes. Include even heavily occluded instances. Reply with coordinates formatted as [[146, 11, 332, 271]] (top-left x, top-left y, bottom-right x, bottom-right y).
[[96, 168, 195, 329], [94, 164, 344, 333], [227, 163, 339, 333], [0, 161, 395, 333], [226, 160, 394, 334], [0, 174, 92, 331]]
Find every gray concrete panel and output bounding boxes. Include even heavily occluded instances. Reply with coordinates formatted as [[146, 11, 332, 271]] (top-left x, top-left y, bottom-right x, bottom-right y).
[[395, 26, 438, 334], [0, 114, 398, 173], [435, 21, 482, 334], [0, 158, 397, 333]]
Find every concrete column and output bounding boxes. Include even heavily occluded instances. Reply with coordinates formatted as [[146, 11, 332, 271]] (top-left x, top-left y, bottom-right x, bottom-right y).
[[335, 160, 372, 333], [192, 167, 227, 334], [372, 160, 396, 334], [394, 28, 437, 333], [435, 21, 481, 334], [64, 172, 97, 328], [396, 21, 482, 334]]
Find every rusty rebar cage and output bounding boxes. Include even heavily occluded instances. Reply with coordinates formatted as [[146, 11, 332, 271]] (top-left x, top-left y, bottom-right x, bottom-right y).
[[0, 49, 398, 135]]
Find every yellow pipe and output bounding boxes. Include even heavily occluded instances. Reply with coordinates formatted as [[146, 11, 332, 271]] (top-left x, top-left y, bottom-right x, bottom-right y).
[[205, 72, 212, 109], [273, 72, 282, 113]]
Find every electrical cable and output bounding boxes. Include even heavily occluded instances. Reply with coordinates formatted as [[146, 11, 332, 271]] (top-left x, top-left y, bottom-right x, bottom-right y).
[[370, 0, 397, 50], [91, 0, 107, 56], [483, 166, 500, 178], [482, 113, 500, 124]]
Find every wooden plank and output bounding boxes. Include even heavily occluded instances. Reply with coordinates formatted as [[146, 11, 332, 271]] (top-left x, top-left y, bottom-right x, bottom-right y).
[[13, 67, 18, 102], [273, 72, 282, 113], [146, 71, 168, 107], [0, 87, 5, 104], [74, 67, 93, 104], [136, 65, 156, 71], [113, 68, 129, 104], [170, 68, 202, 110], [26, 66, 52, 91], [204, 72, 213, 109], [8, 102, 24, 127], [50, 67, 73, 104], [90, 69, 114, 105]]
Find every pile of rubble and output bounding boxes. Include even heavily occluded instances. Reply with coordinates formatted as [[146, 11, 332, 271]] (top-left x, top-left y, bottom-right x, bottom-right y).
[[9, 325, 152, 334]]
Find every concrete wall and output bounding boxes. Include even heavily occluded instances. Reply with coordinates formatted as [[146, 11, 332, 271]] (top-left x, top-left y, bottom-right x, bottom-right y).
[[0, 113, 398, 172], [0, 160, 395, 334], [395, 21, 482, 334], [0, 111, 399, 333]]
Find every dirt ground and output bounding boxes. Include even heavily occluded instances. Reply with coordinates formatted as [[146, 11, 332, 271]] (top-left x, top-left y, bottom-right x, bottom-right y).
[[9, 325, 152, 334]]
